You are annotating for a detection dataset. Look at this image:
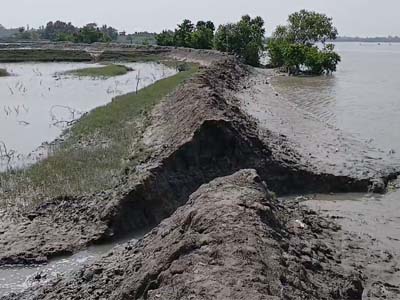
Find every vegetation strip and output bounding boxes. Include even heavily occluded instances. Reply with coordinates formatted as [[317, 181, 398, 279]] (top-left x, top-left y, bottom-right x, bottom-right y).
[[66, 64, 132, 77], [0, 63, 199, 209], [0, 68, 9, 76]]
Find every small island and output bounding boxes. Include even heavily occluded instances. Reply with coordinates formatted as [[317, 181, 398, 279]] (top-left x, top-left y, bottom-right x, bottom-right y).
[[0, 68, 9, 77], [66, 64, 132, 78]]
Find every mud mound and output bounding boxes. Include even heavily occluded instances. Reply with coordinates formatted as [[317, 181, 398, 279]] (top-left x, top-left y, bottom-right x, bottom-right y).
[[2, 170, 363, 300]]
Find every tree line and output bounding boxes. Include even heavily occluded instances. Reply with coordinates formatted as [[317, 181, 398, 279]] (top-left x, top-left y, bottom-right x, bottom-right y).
[[10, 21, 159, 45], [156, 15, 265, 67], [156, 10, 341, 74], [15, 21, 119, 43]]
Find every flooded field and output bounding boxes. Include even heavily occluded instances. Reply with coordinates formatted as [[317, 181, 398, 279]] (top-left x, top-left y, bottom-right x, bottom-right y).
[[0, 62, 176, 170]]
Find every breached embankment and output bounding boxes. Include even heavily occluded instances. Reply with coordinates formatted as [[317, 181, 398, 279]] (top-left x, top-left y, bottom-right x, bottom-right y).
[[0, 50, 399, 298], [2, 170, 365, 300]]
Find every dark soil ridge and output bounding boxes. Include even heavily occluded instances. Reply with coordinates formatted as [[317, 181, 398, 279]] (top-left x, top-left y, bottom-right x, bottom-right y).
[[2, 170, 365, 300], [0, 46, 225, 63], [0, 49, 92, 62], [0, 56, 398, 267]]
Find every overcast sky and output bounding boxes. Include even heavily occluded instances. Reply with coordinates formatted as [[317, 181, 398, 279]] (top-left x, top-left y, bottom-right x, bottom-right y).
[[1, 0, 398, 36]]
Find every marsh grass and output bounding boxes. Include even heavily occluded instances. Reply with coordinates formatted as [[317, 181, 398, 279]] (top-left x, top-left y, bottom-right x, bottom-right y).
[[0, 63, 199, 211], [66, 64, 132, 78]]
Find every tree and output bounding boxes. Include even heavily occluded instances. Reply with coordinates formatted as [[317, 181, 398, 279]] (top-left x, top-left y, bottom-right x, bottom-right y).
[[214, 15, 265, 66], [214, 23, 233, 52], [156, 30, 175, 46], [156, 19, 215, 49], [75, 23, 110, 44], [174, 19, 194, 47], [191, 21, 215, 49], [101, 25, 118, 41], [287, 10, 338, 45], [42, 21, 77, 41], [267, 10, 341, 75]]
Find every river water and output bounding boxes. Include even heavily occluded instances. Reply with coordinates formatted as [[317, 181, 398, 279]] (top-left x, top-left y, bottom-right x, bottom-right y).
[[0, 62, 176, 170], [272, 42, 400, 154], [274, 43, 400, 299]]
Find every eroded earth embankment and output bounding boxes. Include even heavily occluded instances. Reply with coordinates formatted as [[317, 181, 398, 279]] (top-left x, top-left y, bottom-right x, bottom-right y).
[[0, 51, 399, 298], [3, 170, 365, 300]]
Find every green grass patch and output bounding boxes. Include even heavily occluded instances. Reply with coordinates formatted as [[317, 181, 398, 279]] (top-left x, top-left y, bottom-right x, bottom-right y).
[[0, 68, 9, 77], [0, 63, 199, 209], [66, 64, 132, 78]]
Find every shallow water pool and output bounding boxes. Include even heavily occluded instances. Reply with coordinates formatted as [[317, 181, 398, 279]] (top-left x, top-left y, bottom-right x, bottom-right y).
[[0, 62, 176, 170]]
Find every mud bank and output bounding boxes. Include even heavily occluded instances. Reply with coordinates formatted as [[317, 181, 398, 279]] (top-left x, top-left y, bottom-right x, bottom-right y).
[[2, 170, 365, 300], [0, 55, 397, 266], [302, 189, 400, 299], [235, 67, 400, 185]]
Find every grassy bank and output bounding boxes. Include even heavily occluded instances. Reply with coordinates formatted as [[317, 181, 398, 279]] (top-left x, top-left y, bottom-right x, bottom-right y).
[[0, 68, 9, 76], [0, 62, 199, 210], [66, 64, 132, 77]]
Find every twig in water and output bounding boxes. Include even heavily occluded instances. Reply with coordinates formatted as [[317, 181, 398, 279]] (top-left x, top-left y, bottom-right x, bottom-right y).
[[135, 70, 141, 94]]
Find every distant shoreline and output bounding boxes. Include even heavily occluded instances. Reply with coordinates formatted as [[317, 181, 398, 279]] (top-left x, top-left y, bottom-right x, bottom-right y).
[[334, 37, 400, 43]]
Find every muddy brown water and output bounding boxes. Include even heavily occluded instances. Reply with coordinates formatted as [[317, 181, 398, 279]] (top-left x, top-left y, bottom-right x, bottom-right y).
[[0, 62, 176, 170], [0, 230, 147, 297], [274, 42, 400, 298]]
